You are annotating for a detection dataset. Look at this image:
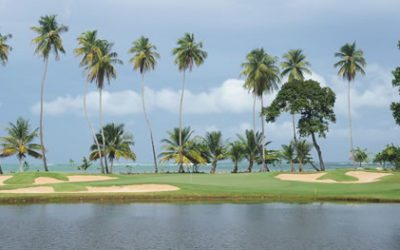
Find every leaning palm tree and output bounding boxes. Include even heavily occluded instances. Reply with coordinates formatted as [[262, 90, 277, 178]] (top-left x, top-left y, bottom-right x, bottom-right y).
[[229, 141, 245, 173], [31, 15, 68, 172], [281, 49, 311, 142], [0, 118, 43, 172], [0, 33, 12, 65], [90, 123, 136, 173], [203, 131, 227, 174], [159, 127, 206, 172], [87, 39, 123, 173], [129, 36, 160, 173], [74, 30, 106, 173], [334, 42, 366, 161], [172, 33, 207, 172], [241, 48, 280, 172], [238, 130, 263, 173], [280, 142, 296, 172]]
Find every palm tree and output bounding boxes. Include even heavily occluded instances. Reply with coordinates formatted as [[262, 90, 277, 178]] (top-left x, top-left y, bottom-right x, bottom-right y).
[[203, 131, 227, 174], [0, 33, 12, 65], [75, 30, 106, 173], [280, 142, 296, 172], [31, 15, 68, 172], [238, 130, 263, 173], [334, 42, 366, 161], [281, 49, 311, 142], [241, 48, 280, 172], [295, 140, 312, 172], [90, 123, 136, 173], [229, 141, 245, 173], [86, 39, 123, 173], [159, 127, 206, 172], [172, 33, 207, 172], [0, 118, 43, 172], [129, 36, 160, 173]]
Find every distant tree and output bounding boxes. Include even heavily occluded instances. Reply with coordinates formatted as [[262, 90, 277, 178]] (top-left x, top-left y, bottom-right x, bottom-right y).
[[203, 131, 227, 174], [0, 33, 12, 65], [229, 141, 245, 173], [129, 36, 160, 173], [281, 49, 311, 142], [31, 15, 68, 172], [391, 41, 400, 125], [294, 140, 313, 172], [0, 118, 43, 172], [78, 157, 92, 172], [237, 130, 263, 172], [172, 33, 207, 173], [352, 147, 369, 168], [159, 127, 206, 172], [334, 42, 366, 161], [374, 144, 400, 170], [241, 48, 280, 172], [280, 142, 296, 172], [264, 80, 336, 171], [90, 123, 136, 173]]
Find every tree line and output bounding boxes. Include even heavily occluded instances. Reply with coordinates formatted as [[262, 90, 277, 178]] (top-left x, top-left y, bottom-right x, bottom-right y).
[[0, 14, 399, 174]]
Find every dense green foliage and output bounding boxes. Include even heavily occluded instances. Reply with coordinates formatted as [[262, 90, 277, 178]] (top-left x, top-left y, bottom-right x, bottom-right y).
[[352, 148, 369, 167], [0, 33, 12, 65], [374, 144, 400, 169], [391, 41, 400, 125]]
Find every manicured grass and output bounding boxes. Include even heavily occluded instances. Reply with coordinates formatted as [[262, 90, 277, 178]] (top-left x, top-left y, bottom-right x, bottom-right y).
[[4, 172, 69, 185], [0, 169, 399, 203], [317, 169, 358, 182]]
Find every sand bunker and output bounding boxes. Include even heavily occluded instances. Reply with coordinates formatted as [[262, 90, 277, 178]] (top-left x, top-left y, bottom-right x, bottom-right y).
[[0, 186, 54, 193], [0, 176, 12, 185], [84, 184, 180, 193], [275, 171, 392, 184], [0, 184, 179, 194], [33, 175, 117, 185]]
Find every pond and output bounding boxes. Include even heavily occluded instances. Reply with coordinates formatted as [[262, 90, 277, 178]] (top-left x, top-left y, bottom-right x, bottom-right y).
[[0, 203, 398, 250]]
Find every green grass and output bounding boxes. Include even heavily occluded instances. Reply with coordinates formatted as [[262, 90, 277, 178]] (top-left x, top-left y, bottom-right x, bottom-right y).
[[317, 169, 358, 182], [0, 169, 399, 203], [4, 172, 69, 185]]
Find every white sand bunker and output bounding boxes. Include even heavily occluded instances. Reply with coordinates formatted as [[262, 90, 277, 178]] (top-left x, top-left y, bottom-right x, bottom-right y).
[[276, 171, 392, 184], [83, 184, 180, 193], [34, 175, 117, 185], [0, 186, 54, 193], [0, 176, 13, 185]]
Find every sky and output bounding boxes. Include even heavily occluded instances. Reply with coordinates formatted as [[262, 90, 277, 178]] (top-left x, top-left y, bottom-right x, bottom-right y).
[[0, 0, 399, 165]]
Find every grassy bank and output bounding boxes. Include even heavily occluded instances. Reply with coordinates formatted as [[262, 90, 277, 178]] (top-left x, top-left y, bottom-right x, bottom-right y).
[[0, 169, 399, 203]]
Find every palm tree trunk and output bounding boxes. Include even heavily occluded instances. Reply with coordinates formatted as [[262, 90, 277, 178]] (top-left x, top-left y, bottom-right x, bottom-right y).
[[252, 94, 256, 131], [178, 70, 186, 173], [290, 160, 294, 173], [0, 159, 3, 175], [299, 161, 303, 172], [83, 81, 104, 174], [260, 97, 269, 172], [292, 114, 297, 143], [247, 158, 253, 173], [99, 88, 109, 174], [232, 162, 238, 173], [39, 58, 49, 172], [110, 158, 114, 174], [311, 132, 325, 171], [18, 156, 24, 173], [210, 160, 217, 174], [348, 81, 354, 162], [141, 74, 158, 173]]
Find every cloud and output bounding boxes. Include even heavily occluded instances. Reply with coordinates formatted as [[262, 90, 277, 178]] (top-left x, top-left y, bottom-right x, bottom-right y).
[[32, 79, 254, 116]]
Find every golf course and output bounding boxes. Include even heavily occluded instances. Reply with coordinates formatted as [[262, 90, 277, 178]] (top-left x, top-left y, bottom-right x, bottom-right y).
[[0, 169, 398, 203]]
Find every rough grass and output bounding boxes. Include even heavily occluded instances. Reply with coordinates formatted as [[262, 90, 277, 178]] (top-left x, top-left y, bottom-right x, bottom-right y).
[[0, 169, 399, 203]]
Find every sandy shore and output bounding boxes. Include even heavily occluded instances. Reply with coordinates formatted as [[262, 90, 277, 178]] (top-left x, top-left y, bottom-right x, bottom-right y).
[[34, 175, 117, 185], [275, 171, 392, 184]]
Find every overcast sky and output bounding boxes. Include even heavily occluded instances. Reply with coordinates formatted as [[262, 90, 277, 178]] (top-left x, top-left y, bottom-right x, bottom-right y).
[[0, 0, 399, 164]]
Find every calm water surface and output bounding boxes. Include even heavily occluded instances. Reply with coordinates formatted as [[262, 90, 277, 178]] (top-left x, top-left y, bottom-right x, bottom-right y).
[[0, 203, 399, 250]]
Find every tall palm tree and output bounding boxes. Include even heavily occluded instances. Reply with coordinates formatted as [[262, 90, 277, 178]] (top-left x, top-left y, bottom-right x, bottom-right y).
[[87, 39, 123, 173], [280, 142, 296, 172], [0, 33, 12, 65], [172, 33, 207, 172], [31, 15, 68, 172], [129, 36, 160, 173], [159, 127, 206, 172], [203, 131, 227, 174], [334, 42, 366, 161], [238, 130, 263, 173], [229, 141, 245, 173], [75, 30, 106, 173], [241, 48, 280, 172], [90, 123, 136, 173], [281, 49, 311, 142], [0, 118, 43, 172]]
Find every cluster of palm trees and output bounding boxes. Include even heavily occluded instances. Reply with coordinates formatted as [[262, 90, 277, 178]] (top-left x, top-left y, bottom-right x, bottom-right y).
[[0, 14, 368, 174]]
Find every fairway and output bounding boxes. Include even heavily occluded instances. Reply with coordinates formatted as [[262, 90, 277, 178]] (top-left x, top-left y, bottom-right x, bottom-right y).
[[0, 169, 398, 203]]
